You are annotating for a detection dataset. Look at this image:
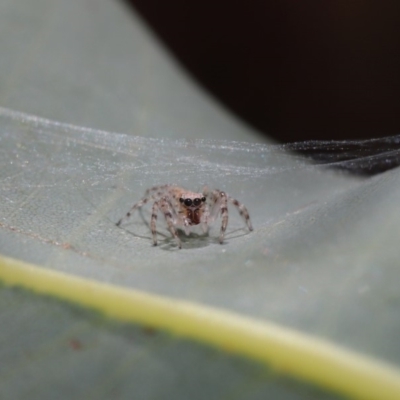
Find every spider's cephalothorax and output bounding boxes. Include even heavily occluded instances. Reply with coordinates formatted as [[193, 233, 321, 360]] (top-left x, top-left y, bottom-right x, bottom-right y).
[[116, 184, 253, 249], [179, 194, 206, 225]]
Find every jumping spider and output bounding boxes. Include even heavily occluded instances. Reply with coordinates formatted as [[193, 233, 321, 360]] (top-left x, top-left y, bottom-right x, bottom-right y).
[[116, 184, 253, 248]]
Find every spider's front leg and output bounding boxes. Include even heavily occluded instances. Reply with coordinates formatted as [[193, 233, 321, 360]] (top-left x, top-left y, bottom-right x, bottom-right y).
[[200, 205, 210, 235], [202, 187, 228, 243], [158, 198, 182, 248]]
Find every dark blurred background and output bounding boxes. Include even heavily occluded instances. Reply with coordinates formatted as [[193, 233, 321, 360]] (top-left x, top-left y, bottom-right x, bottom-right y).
[[124, 0, 400, 143]]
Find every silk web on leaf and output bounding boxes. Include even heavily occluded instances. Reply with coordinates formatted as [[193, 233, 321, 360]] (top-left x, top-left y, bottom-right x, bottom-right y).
[[1, 107, 400, 370]]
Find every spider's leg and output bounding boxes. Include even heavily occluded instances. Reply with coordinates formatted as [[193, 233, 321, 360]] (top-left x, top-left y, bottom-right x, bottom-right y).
[[116, 185, 176, 227], [200, 205, 210, 234], [218, 191, 229, 244], [203, 188, 220, 224], [228, 197, 253, 231], [202, 186, 210, 197], [116, 196, 150, 226], [160, 198, 182, 249], [145, 184, 173, 198], [203, 188, 227, 240], [150, 201, 159, 246]]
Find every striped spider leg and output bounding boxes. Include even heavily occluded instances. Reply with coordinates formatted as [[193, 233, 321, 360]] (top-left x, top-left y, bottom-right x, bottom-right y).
[[203, 187, 253, 244]]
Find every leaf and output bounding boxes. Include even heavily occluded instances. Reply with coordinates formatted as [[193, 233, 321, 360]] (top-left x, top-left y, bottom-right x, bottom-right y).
[[0, 1, 400, 399]]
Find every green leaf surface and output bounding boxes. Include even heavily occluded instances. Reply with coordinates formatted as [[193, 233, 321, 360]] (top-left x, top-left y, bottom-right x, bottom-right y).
[[1, 0, 400, 399], [0, 284, 347, 400]]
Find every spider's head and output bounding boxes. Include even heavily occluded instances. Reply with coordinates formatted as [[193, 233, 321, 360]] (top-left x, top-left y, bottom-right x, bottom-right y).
[[179, 195, 206, 225], [179, 197, 206, 208]]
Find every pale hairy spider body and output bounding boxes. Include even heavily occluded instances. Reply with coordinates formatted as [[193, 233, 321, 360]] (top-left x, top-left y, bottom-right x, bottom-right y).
[[116, 184, 253, 248]]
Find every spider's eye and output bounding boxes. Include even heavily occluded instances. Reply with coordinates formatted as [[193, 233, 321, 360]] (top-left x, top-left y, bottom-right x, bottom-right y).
[[201, 197, 206, 202], [179, 198, 184, 203], [193, 198, 201, 206], [184, 198, 192, 206]]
